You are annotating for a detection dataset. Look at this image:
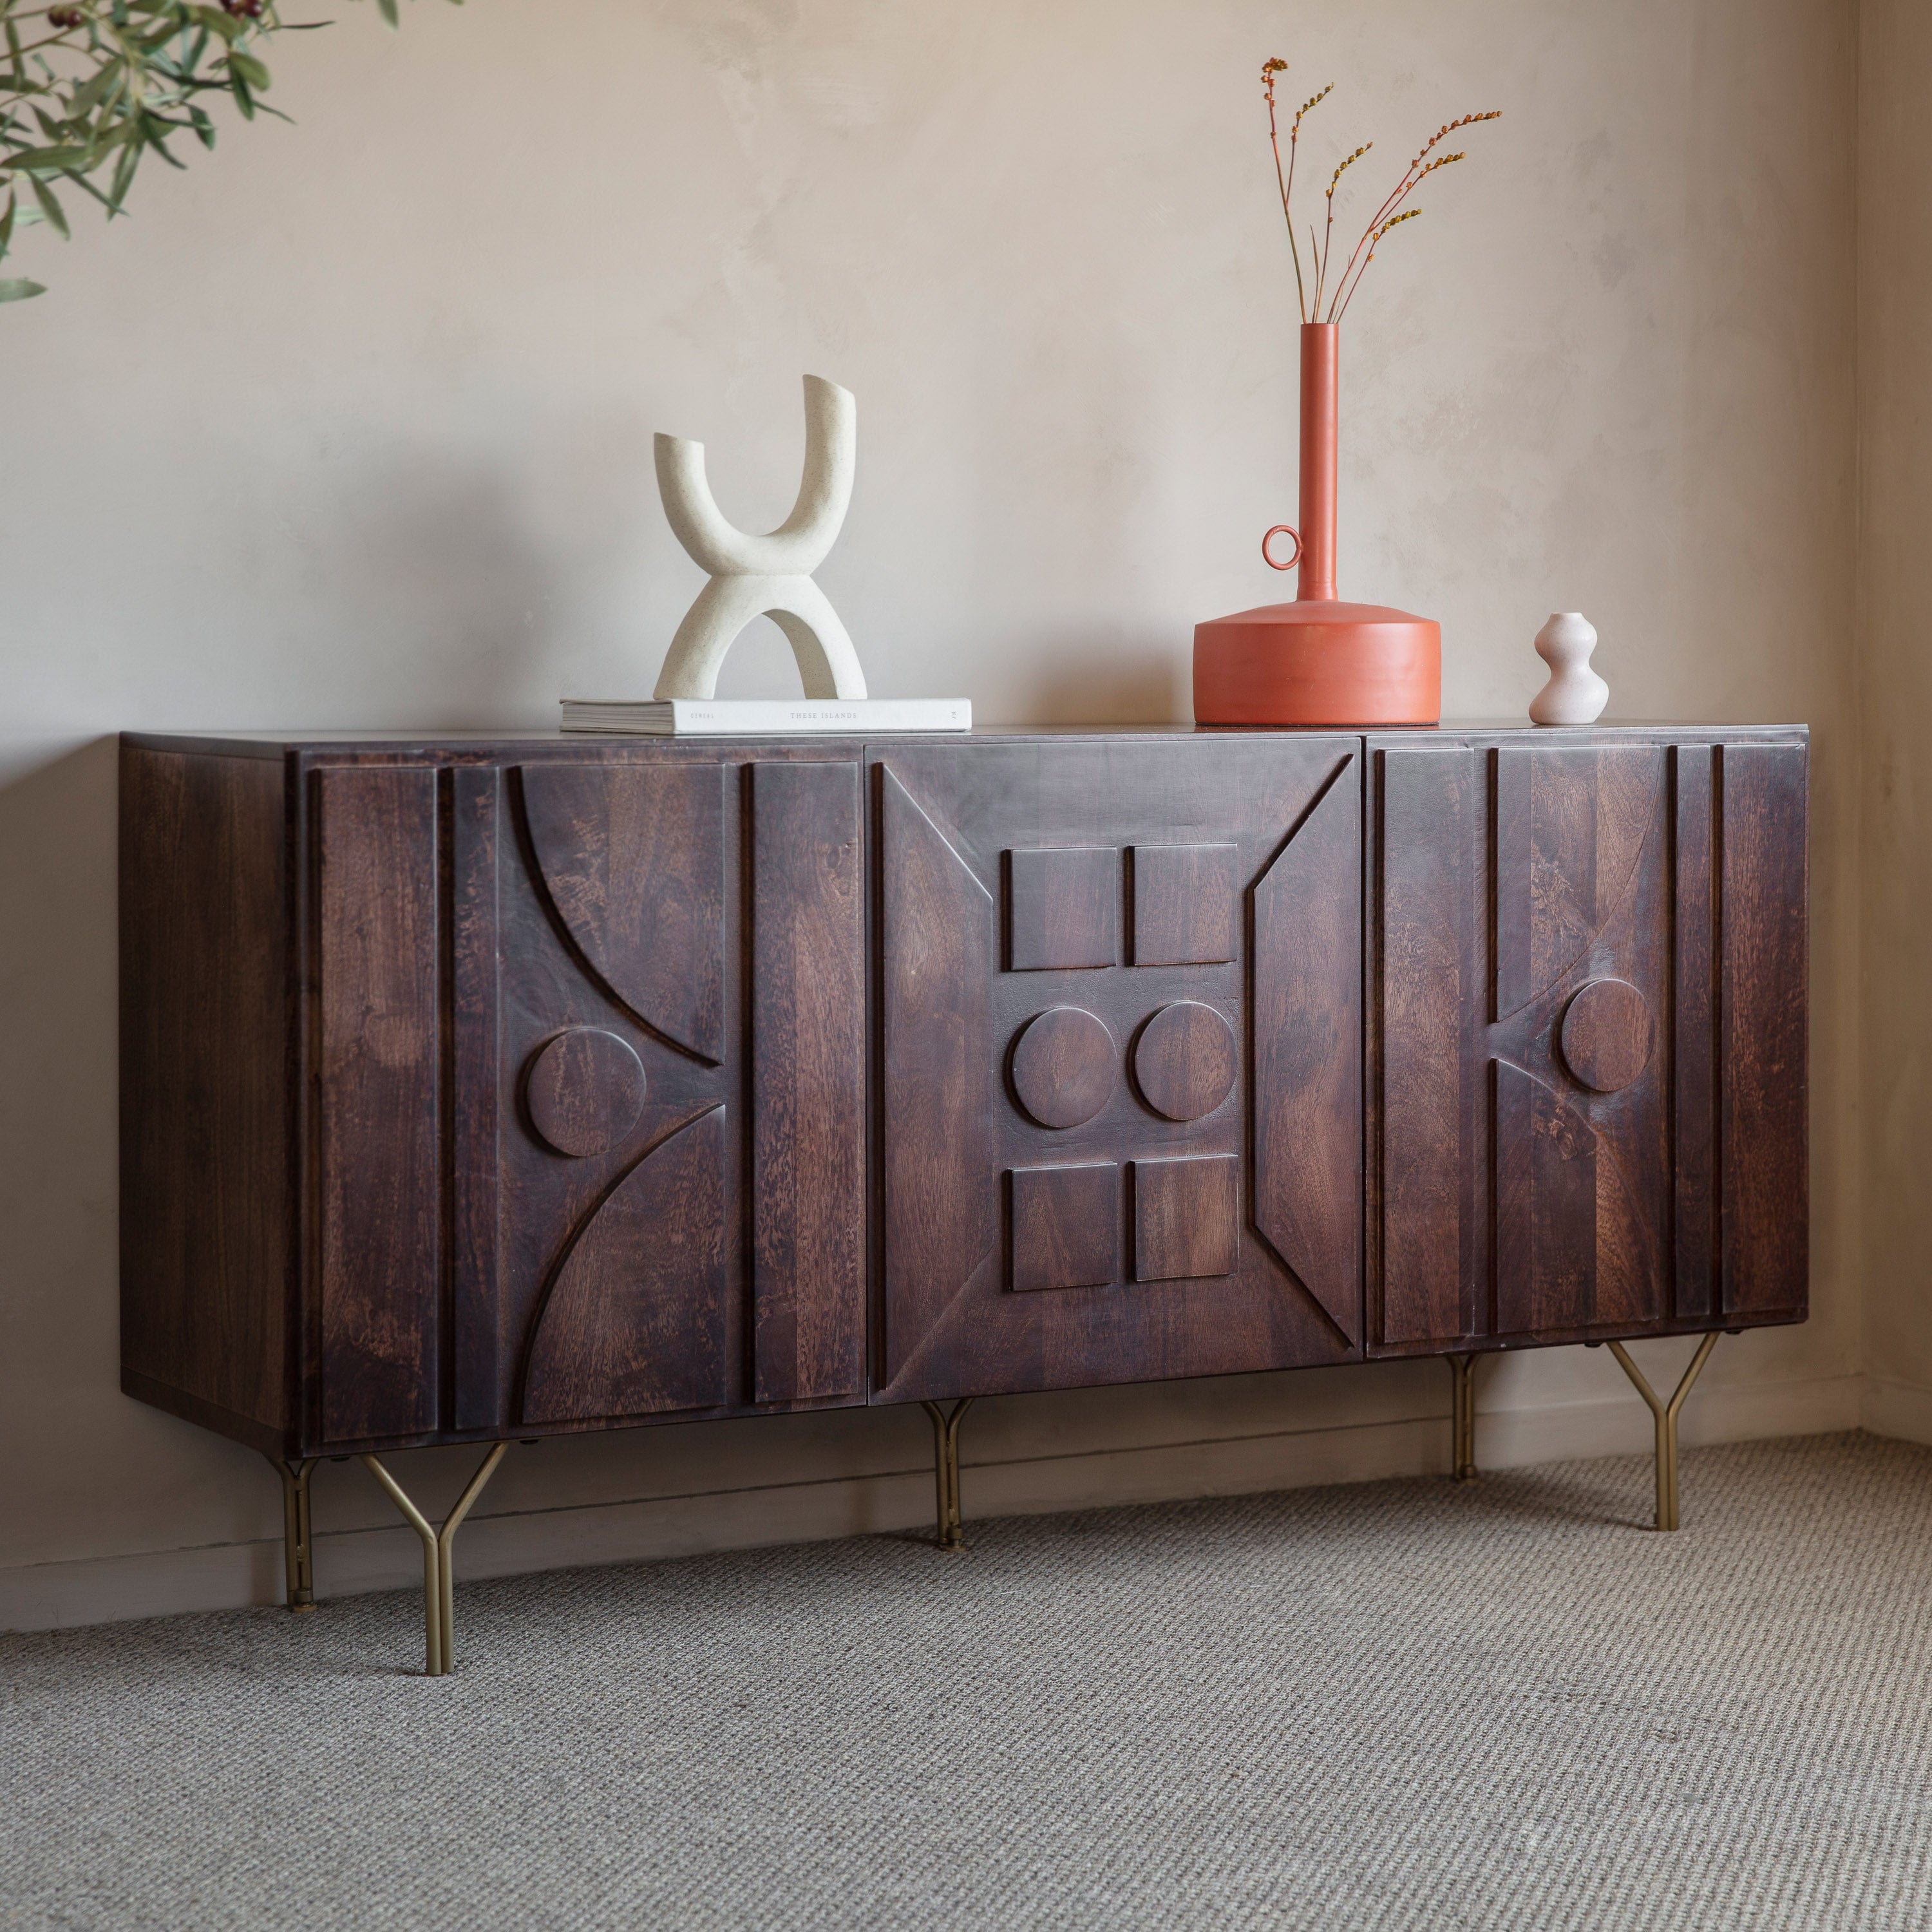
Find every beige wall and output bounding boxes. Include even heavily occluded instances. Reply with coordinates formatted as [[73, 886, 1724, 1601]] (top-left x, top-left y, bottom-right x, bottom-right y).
[[1857, 0, 1932, 1432], [0, 0, 1864, 1628]]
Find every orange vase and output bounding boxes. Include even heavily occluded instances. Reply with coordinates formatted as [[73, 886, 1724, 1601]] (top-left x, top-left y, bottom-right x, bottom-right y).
[[1193, 323, 1441, 726]]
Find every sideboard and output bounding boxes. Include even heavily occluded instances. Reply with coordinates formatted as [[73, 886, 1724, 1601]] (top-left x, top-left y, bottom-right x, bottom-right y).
[[120, 724, 1808, 1672]]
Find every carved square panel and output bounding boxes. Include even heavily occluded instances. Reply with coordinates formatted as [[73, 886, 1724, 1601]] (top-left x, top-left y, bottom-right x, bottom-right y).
[[1132, 1154, 1238, 1282], [1007, 847, 1119, 971], [1010, 1162, 1121, 1292], [1131, 844, 1240, 965]]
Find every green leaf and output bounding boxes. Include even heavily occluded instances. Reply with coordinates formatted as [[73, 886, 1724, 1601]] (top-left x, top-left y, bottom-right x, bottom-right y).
[[28, 170, 66, 236], [0, 189, 14, 256], [376, 0, 399, 26], [107, 134, 139, 208], [225, 48, 268, 88], [228, 70, 253, 118], [8, 142, 93, 169], [0, 275, 46, 300]]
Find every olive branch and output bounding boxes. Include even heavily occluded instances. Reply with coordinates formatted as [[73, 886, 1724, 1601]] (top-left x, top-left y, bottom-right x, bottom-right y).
[[1262, 56, 1499, 325], [1, 0, 453, 304]]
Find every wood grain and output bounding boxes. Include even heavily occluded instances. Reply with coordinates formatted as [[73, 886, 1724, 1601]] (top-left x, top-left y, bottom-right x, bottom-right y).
[[1672, 744, 1718, 1321], [1132, 1000, 1238, 1122], [314, 764, 441, 1444], [519, 762, 726, 1062], [750, 759, 867, 1405], [520, 1106, 728, 1422], [524, 1028, 648, 1157], [1719, 743, 1809, 1316], [1251, 760, 1362, 1345], [1131, 843, 1240, 965], [1009, 1163, 1121, 1292], [1133, 1155, 1239, 1282], [1007, 846, 1119, 971], [1558, 978, 1653, 1093], [1010, 1006, 1117, 1130]]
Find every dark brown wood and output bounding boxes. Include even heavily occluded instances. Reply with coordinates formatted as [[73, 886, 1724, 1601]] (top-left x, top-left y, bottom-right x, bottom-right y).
[[1132, 1000, 1238, 1122], [1251, 760, 1362, 1345], [119, 746, 292, 1450], [1006, 846, 1119, 971], [520, 1105, 727, 1421], [518, 762, 726, 1063], [750, 759, 867, 1405], [314, 764, 441, 1444], [879, 765, 996, 1387], [1559, 978, 1653, 1092], [1133, 1155, 1239, 1282], [1010, 1006, 1117, 1130], [875, 736, 1362, 1403], [525, 1028, 649, 1157], [1131, 843, 1240, 965], [1673, 745, 1718, 1321], [1719, 743, 1809, 1316], [1010, 1162, 1121, 1291]]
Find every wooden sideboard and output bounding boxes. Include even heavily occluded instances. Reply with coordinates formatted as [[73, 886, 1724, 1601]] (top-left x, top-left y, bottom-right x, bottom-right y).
[[120, 724, 1808, 1665]]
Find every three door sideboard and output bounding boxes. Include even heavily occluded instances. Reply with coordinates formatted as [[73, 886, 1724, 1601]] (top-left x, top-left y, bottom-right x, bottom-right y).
[[120, 724, 1808, 1671]]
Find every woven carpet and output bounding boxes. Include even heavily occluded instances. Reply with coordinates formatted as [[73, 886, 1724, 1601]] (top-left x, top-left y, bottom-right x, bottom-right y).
[[5, 1431, 1931, 1930]]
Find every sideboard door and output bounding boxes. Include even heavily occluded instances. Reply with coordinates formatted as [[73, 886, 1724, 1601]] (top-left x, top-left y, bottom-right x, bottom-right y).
[[875, 735, 1363, 1403], [1368, 734, 1807, 1355], [443, 752, 866, 1437]]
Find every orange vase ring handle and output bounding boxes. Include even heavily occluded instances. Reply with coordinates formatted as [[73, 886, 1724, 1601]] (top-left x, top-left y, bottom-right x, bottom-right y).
[[1262, 524, 1302, 573]]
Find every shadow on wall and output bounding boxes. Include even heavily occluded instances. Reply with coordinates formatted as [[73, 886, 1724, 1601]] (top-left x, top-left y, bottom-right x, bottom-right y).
[[0, 737, 126, 1470]]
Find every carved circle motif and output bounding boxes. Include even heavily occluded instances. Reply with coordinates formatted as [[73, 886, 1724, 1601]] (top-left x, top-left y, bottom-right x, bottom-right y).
[[1010, 1007, 1117, 1129], [526, 1028, 648, 1157], [1133, 1001, 1238, 1122], [1559, 978, 1653, 1094]]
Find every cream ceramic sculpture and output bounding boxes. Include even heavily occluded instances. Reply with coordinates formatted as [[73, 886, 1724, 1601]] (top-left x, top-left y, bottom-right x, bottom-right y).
[[1528, 612, 1608, 725], [652, 374, 867, 701]]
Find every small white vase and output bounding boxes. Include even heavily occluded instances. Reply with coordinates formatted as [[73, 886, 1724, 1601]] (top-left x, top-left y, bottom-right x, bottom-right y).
[[1528, 612, 1608, 725]]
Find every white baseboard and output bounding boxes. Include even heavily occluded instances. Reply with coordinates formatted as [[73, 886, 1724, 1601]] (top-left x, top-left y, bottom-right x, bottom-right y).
[[1861, 1376, 1932, 1444], [0, 1371, 1864, 1635]]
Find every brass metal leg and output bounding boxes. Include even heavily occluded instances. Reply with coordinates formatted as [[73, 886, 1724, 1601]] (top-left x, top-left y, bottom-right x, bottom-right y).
[[265, 1455, 318, 1611], [357, 1443, 509, 1676], [920, 1398, 974, 1551], [1605, 1332, 1720, 1531], [1446, 1354, 1478, 1482]]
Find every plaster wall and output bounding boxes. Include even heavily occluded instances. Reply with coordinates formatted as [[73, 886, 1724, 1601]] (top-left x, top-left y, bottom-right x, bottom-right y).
[[0, 0, 1861, 1627], [1856, 0, 1932, 1440]]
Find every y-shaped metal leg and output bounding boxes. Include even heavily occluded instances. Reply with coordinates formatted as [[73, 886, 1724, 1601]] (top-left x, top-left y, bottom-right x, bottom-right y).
[[920, 1399, 974, 1551], [1445, 1355, 1479, 1481], [1605, 1333, 1719, 1531], [265, 1455, 318, 1611], [358, 1443, 510, 1676]]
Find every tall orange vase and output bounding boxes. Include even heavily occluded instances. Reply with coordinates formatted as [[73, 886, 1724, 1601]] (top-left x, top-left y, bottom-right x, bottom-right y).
[[1193, 324, 1441, 726]]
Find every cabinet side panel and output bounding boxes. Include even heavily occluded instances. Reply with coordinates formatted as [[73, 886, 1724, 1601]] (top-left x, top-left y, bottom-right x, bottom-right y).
[[1719, 743, 1809, 1316], [120, 745, 290, 1446], [751, 760, 866, 1404], [1375, 747, 1475, 1349], [1674, 746, 1717, 1320], [316, 764, 440, 1443]]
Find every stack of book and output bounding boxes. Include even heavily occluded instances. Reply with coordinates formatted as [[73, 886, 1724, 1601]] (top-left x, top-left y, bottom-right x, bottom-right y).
[[560, 697, 971, 736]]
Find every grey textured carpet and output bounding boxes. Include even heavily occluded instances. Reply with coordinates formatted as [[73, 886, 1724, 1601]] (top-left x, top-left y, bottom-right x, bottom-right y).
[[5, 1432, 1932, 1931]]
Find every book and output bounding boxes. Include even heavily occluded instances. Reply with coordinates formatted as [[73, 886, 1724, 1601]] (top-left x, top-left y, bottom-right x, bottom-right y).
[[560, 697, 971, 736]]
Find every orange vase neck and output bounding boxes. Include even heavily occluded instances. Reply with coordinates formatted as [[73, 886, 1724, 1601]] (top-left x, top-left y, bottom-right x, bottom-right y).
[[1297, 323, 1339, 603]]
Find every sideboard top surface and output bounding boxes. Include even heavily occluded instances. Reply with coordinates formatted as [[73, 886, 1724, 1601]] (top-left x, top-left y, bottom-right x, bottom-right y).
[[122, 721, 1811, 761]]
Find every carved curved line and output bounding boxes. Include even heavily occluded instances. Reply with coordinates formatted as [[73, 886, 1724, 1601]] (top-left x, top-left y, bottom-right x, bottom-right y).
[[1497, 751, 1663, 1023], [511, 1103, 723, 1417], [654, 374, 855, 578], [509, 769, 719, 1067]]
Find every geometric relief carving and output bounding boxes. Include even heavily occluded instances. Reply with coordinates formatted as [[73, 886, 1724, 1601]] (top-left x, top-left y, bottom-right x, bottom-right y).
[[1252, 761, 1362, 1343], [518, 762, 726, 1062], [524, 1027, 647, 1157], [520, 1106, 727, 1423], [880, 768, 995, 1385], [1558, 978, 1653, 1094], [1006, 846, 1118, 970], [1010, 1163, 1120, 1291], [1495, 745, 1662, 1020], [1133, 1153, 1239, 1282], [1010, 1007, 1116, 1128], [1132, 1000, 1238, 1122], [1130, 844, 1240, 965]]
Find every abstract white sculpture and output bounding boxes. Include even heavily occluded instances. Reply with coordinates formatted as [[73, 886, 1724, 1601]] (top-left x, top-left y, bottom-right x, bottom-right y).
[[652, 374, 867, 701], [1528, 611, 1608, 725]]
